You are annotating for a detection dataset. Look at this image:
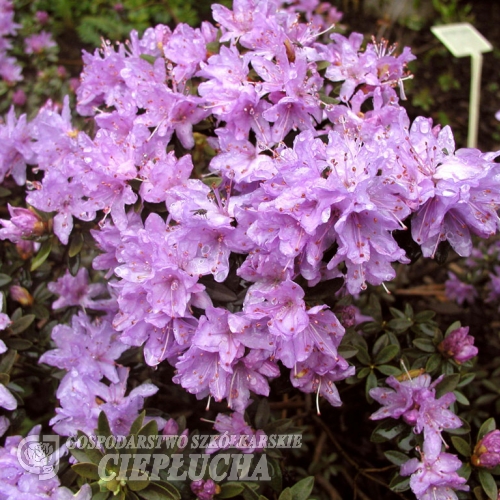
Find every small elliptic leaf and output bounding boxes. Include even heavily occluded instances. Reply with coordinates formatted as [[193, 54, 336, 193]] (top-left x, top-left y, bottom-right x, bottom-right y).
[[290, 476, 314, 500], [451, 436, 471, 457], [425, 353, 441, 373], [278, 488, 293, 500], [69, 232, 84, 258], [384, 450, 410, 466], [412, 338, 436, 353], [478, 418, 497, 440], [453, 390, 470, 406], [4, 338, 33, 350], [479, 469, 498, 500], [388, 473, 411, 492], [129, 411, 146, 436], [365, 371, 378, 403], [374, 344, 399, 365], [217, 482, 245, 499], [9, 314, 35, 335], [0, 349, 17, 374], [435, 373, 461, 398], [31, 238, 52, 271], [0, 273, 12, 287], [127, 477, 150, 492], [376, 365, 401, 376], [72, 462, 100, 480], [371, 421, 406, 443], [356, 346, 371, 365]]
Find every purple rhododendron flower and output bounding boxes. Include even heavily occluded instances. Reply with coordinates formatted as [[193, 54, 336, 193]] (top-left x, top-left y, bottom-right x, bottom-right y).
[[190, 479, 218, 500], [0, 425, 92, 499], [370, 374, 462, 460], [24, 31, 56, 54], [438, 326, 478, 364], [48, 268, 114, 311], [444, 272, 477, 306], [401, 446, 469, 500], [39, 312, 127, 383]]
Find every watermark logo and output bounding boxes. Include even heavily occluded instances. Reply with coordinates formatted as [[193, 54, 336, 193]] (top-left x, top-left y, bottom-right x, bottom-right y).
[[16, 434, 60, 480], [15, 433, 302, 481]]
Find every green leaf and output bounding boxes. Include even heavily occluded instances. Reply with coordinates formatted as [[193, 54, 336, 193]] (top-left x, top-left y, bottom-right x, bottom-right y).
[[72, 462, 101, 480], [69, 446, 92, 464], [372, 333, 389, 357], [389, 307, 406, 319], [478, 418, 497, 440], [371, 421, 406, 443], [451, 436, 471, 457], [68, 252, 81, 276], [389, 474, 410, 492], [435, 374, 461, 398], [31, 238, 52, 271], [479, 469, 498, 500], [267, 457, 282, 493], [93, 492, 111, 500], [69, 232, 84, 258], [458, 373, 476, 388], [255, 398, 271, 429], [278, 488, 292, 500], [138, 482, 180, 500], [445, 321, 461, 337], [412, 337, 436, 353], [241, 482, 261, 500], [218, 482, 245, 499], [384, 450, 409, 466], [85, 447, 106, 467], [290, 477, 314, 500], [140, 54, 156, 64], [453, 390, 470, 406], [365, 371, 378, 402], [129, 411, 146, 436], [0, 349, 17, 374], [376, 365, 401, 376], [4, 338, 33, 350], [137, 420, 159, 443], [127, 477, 150, 492], [425, 353, 441, 373], [0, 273, 12, 287], [357, 366, 371, 379], [0, 187, 12, 197], [414, 310, 436, 322], [337, 344, 358, 358], [356, 346, 371, 365], [98, 411, 113, 438], [447, 417, 471, 435], [387, 318, 413, 333], [9, 314, 35, 335], [374, 344, 399, 365]]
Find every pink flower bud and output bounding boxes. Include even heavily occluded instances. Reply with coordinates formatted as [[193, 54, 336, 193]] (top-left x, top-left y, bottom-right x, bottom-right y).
[[10, 285, 33, 307], [472, 429, 500, 468], [35, 11, 49, 24], [438, 326, 478, 364], [12, 89, 26, 106]]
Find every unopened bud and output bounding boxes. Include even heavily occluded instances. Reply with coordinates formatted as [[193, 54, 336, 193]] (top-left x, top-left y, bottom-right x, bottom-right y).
[[10, 285, 33, 307], [438, 326, 478, 364], [472, 429, 500, 468]]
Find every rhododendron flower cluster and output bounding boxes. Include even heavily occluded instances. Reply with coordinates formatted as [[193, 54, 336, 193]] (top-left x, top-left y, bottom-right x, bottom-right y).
[[0, 1, 498, 498], [1, 0, 497, 416], [370, 373, 469, 499], [0, 0, 21, 84]]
